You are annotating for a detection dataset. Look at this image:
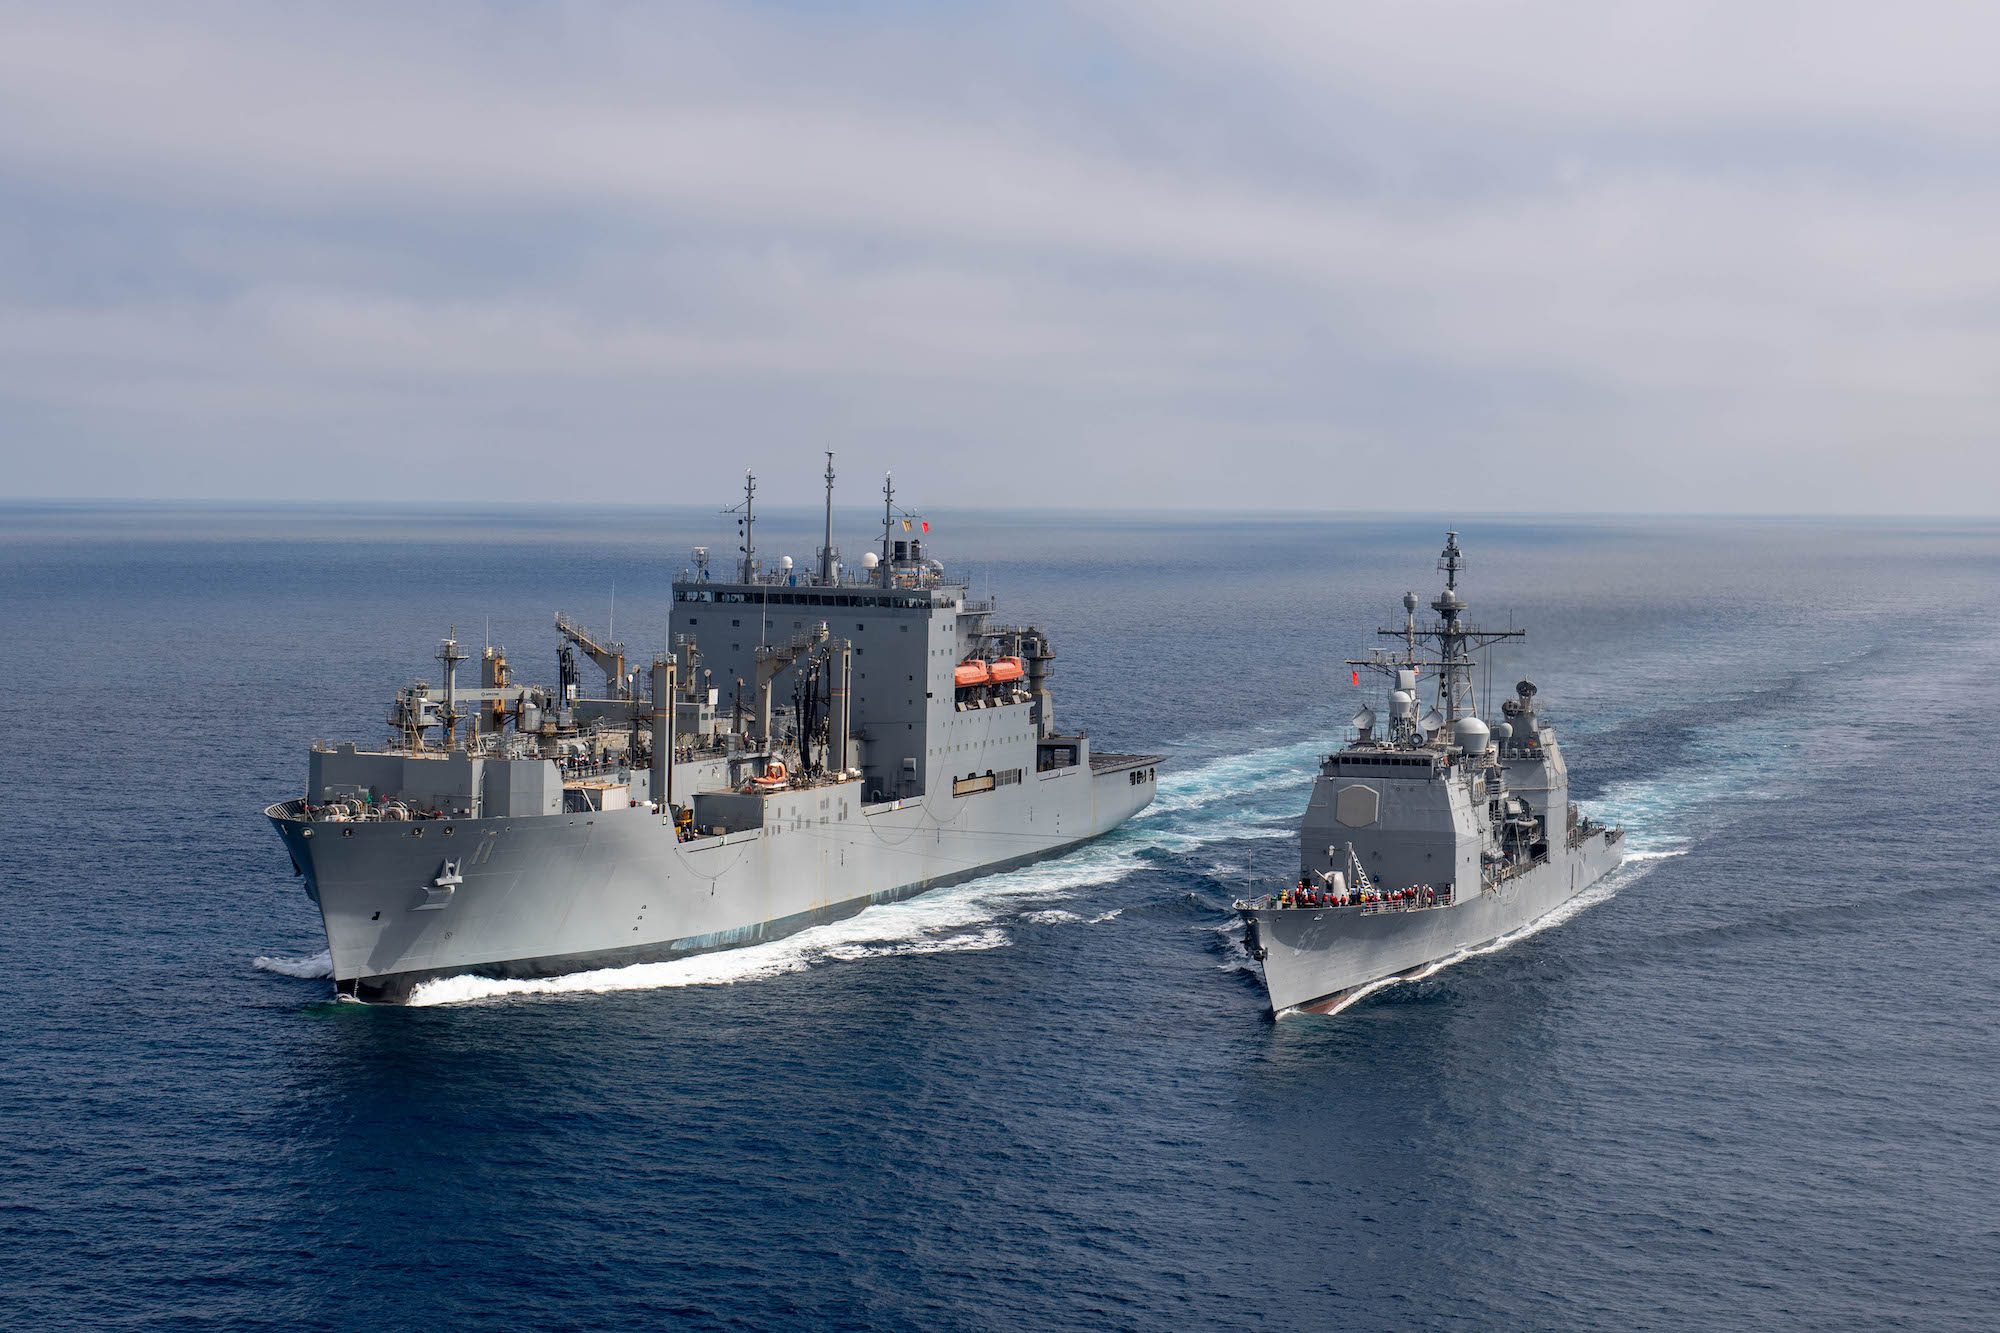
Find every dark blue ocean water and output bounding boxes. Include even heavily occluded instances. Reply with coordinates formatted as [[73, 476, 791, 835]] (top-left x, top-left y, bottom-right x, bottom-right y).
[[3, 504, 1997, 1330]]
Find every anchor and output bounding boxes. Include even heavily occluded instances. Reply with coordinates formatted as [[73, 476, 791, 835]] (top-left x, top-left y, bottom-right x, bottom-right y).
[[416, 858, 463, 911]]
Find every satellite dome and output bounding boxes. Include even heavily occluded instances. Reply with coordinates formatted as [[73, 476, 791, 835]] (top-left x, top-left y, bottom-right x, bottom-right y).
[[1403, 591, 1419, 612], [1453, 716, 1491, 758], [779, 555, 794, 572], [861, 551, 880, 570]]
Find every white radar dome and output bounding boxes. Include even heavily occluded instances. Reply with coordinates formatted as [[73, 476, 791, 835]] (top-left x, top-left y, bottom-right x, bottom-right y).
[[861, 551, 880, 570], [780, 555, 794, 572], [1453, 717, 1491, 758]]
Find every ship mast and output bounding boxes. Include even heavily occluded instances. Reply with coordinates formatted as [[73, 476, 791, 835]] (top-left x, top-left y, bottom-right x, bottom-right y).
[[879, 472, 895, 588], [436, 628, 468, 750], [1350, 530, 1525, 741], [818, 451, 838, 584], [1431, 531, 1478, 724], [724, 470, 758, 583]]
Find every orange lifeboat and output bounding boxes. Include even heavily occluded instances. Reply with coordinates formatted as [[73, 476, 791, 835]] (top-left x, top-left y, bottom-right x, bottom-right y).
[[986, 656, 1025, 685], [953, 661, 991, 689]]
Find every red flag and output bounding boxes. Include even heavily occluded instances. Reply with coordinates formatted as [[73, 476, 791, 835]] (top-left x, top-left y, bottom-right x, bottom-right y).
[[1351, 669, 1359, 686], [921, 520, 929, 534]]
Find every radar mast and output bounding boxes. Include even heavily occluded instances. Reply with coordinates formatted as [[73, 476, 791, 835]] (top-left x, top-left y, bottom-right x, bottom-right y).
[[1350, 530, 1525, 737], [723, 471, 758, 583], [818, 451, 839, 583]]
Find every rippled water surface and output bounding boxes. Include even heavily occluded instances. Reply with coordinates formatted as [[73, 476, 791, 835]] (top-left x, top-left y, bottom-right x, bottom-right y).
[[3, 505, 1996, 1329]]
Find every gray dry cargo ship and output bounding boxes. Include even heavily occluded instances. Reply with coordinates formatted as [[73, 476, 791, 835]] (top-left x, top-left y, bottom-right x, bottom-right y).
[[267, 461, 1160, 1001], [1238, 532, 1623, 1013]]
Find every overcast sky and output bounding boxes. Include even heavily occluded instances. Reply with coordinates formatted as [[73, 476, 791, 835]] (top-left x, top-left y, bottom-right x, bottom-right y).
[[2, 1, 1995, 512]]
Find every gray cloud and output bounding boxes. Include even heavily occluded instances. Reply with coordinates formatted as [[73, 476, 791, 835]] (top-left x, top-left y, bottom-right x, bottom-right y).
[[0, 0, 1994, 511]]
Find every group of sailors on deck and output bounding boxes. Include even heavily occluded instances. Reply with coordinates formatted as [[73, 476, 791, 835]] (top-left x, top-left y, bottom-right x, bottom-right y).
[[1274, 880, 1450, 911]]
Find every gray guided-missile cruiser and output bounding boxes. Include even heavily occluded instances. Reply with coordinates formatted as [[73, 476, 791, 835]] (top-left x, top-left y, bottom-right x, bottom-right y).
[[1237, 532, 1623, 1013], [266, 459, 1159, 1001]]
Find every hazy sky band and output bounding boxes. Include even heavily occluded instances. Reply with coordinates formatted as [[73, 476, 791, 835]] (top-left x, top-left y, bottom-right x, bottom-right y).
[[1, 1, 1993, 512]]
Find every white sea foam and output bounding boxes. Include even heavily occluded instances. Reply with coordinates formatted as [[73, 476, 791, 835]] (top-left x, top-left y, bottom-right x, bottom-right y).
[[252, 950, 332, 978], [1146, 740, 1321, 817], [1024, 908, 1123, 926], [1588, 717, 1798, 857]]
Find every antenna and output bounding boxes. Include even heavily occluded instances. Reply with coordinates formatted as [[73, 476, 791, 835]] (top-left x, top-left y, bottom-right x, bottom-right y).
[[880, 472, 895, 588], [723, 470, 758, 583], [1438, 530, 1463, 589], [819, 451, 838, 583]]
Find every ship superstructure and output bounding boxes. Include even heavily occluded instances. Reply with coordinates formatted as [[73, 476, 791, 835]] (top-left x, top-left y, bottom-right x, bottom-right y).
[[1236, 532, 1623, 1013], [267, 460, 1159, 1001]]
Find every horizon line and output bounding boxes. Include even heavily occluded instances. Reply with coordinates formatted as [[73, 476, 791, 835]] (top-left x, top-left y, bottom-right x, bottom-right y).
[[3, 495, 1997, 522]]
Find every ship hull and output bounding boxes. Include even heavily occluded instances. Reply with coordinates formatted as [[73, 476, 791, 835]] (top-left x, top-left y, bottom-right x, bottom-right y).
[[271, 758, 1156, 1003], [1242, 828, 1625, 1013]]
